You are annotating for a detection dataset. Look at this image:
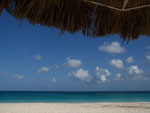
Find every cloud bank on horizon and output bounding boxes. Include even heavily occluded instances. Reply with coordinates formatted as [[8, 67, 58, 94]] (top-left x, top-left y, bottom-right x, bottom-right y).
[[0, 40, 150, 91], [66, 41, 150, 84]]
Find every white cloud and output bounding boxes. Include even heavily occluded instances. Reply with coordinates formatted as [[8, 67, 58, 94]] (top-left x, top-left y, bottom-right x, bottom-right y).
[[0, 71, 25, 80], [15, 74, 24, 80], [68, 67, 111, 84], [111, 66, 148, 81], [146, 56, 150, 61], [34, 54, 42, 60], [128, 66, 143, 75], [127, 66, 145, 80], [109, 59, 124, 69], [126, 56, 134, 63], [63, 57, 82, 68], [68, 68, 91, 82], [99, 41, 125, 54], [37, 67, 49, 73], [113, 73, 122, 81], [50, 78, 56, 84], [94, 67, 111, 83]]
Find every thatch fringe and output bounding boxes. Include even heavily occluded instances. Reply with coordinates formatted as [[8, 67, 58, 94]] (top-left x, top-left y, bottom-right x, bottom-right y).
[[0, 0, 150, 41], [0, 0, 13, 14]]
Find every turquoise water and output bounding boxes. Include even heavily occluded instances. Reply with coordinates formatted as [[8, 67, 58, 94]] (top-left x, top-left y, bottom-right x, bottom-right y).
[[0, 91, 150, 103]]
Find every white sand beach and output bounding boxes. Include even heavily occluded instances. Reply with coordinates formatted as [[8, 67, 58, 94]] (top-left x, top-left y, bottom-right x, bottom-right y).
[[0, 103, 150, 113]]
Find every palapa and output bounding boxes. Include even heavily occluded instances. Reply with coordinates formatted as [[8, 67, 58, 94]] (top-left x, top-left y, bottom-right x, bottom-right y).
[[0, 0, 150, 42]]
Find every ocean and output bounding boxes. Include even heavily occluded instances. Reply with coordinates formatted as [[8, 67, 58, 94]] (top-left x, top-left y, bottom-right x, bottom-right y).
[[0, 91, 150, 103]]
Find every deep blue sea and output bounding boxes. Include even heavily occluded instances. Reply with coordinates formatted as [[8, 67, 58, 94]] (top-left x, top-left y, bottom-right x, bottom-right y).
[[0, 91, 150, 103]]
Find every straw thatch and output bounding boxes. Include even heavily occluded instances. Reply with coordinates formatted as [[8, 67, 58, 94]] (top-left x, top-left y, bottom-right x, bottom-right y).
[[0, 0, 150, 41]]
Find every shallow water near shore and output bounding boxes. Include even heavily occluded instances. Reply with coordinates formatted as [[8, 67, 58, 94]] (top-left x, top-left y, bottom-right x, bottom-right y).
[[0, 91, 150, 103]]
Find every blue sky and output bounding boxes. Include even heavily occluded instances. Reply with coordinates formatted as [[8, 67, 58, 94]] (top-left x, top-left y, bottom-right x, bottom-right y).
[[0, 11, 150, 91]]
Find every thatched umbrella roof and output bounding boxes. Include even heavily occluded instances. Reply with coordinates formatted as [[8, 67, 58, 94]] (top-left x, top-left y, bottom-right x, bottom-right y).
[[0, 0, 150, 41]]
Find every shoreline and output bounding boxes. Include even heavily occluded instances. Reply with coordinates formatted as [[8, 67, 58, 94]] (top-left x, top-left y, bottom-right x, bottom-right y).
[[0, 102, 150, 103], [0, 102, 150, 113]]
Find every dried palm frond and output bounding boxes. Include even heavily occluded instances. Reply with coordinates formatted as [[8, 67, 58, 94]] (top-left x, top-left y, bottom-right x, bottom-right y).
[[0, 0, 150, 41]]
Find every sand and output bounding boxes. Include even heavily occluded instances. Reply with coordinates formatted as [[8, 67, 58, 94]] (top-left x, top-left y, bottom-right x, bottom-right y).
[[0, 103, 150, 113]]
